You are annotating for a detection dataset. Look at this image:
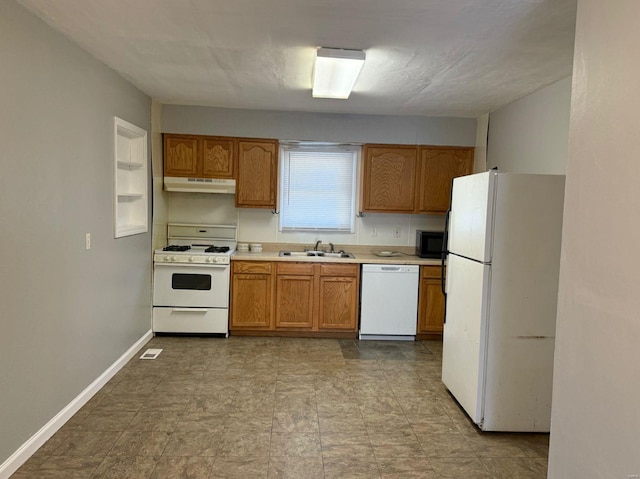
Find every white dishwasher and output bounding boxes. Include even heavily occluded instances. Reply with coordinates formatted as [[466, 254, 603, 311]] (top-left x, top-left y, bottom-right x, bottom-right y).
[[359, 264, 420, 340]]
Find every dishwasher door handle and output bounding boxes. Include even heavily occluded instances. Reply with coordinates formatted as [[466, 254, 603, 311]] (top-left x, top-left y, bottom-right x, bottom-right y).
[[380, 266, 402, 271]]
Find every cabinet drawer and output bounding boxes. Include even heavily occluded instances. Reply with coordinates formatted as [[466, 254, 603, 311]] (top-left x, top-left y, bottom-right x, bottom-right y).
[[233, 261, 273, 274], [320, 263, 358, 277], [421, 265, 444, 279], [277, 262, 315, 275], [153, 307, 228, 334]]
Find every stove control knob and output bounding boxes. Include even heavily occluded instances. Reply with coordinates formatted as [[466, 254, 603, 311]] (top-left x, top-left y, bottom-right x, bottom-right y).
[[216, 256, 224, 263], [208, 257, 215, 263], [166, 256, 173, 262], [189, 256, 196, 262]]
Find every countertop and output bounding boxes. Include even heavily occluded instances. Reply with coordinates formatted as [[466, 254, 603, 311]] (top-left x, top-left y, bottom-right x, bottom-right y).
[[231, 245, 442, 266]]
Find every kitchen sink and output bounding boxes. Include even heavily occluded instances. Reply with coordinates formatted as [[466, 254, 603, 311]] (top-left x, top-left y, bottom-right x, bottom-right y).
[[279, 250, 355, 259]]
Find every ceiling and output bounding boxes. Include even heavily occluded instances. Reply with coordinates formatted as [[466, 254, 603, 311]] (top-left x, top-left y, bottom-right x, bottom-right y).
[[17, 0, 577, 118]]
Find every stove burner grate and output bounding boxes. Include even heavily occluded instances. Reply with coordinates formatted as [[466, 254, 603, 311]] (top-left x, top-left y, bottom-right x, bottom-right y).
[[163, 245, 191, 252], [205, 245, 230, 253]]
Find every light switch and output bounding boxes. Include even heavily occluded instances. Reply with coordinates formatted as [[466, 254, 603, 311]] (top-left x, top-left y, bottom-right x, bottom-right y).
[[85, 233, 91, 250]]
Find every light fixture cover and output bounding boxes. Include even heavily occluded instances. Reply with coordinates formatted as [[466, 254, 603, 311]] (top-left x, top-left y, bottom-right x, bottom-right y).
[[312, 47, 365, 99]]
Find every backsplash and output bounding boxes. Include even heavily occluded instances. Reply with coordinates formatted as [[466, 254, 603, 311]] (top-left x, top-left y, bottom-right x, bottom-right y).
[[164, 192, 445, 247]]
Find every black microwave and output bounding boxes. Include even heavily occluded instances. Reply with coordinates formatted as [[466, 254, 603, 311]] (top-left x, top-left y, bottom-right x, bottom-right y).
[[416, 230, 445, 258]]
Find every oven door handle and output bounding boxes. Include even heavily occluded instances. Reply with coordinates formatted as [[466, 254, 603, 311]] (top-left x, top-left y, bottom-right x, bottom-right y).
[[170, 308, 210, 312], [154, 263, 229, 268]]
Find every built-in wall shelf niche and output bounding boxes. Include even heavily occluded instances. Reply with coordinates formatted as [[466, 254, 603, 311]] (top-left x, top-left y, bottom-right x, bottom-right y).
[[114, 117, 148, 238]]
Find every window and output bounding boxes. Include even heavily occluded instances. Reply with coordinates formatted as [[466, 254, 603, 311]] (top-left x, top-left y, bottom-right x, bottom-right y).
[[279, 143, 358, 232]]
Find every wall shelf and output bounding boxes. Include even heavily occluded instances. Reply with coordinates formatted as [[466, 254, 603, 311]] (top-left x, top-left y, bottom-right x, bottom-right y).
[[114, 117, 148, 238], [117, 193, 145, 199], [117, 160, 144, 170]]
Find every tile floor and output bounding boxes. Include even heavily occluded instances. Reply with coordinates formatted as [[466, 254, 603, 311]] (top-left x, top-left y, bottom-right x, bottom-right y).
[[12, 337, 549, 478]]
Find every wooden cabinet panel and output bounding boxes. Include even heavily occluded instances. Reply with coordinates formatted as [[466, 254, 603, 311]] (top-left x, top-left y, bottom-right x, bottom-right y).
[[318, 276, 359, 330], [164, 135, 199, 177], [417, 265, 446, 336], [277, 262, 315, 275], [320, 263, 358, 277], [202, 137, 235, 178], [275, 274, 315, 328], [418, 147, 474, 214], [233, 261, 273, 274], [236, 139, 278, 209], [164, 134, 236, 179], [361, 145, 418, 213], [231, 260, 359, 335], [421, 265, 443, 279], [230, 261, 273, 329]]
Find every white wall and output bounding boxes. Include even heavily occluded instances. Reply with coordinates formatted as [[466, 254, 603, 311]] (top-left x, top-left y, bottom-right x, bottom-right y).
[[0, 0, 151, 467], [474, 114, 489, 173], [162, 105, 477, 146], [548, 1, 640, 477], [160, 105, 477, 247], [487, 77, 572, 173], [151, 100, 168, 249]]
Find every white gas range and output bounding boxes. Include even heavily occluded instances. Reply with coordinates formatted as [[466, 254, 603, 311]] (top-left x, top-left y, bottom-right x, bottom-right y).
[[152, 223, 236, 335]]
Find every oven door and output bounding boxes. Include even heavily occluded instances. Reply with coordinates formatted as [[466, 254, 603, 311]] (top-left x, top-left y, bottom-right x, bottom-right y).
[[153, 263, 230, 308]]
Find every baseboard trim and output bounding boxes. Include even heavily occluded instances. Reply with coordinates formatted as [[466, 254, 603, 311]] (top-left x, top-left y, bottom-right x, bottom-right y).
[[0, 330, 153, 479]]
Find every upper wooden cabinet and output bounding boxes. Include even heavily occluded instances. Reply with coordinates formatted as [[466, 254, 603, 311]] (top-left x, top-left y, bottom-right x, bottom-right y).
[[361, 144, 474, 214], [418, 146, 474, 214], [164, 134, 200, 177], [361, 145, 418, 213], [235, 139, 279, 209], [163, 134, 235, 179], [202, 137, 235, 178]]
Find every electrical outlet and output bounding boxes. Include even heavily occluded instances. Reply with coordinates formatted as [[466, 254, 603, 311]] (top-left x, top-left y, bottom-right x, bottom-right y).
[[85, 233, 91, 250], [392, 227, 401, 239], [371, 226, 377, 237]]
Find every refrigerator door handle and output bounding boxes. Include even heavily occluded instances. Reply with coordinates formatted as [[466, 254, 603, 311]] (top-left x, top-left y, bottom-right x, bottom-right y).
[[442, 207, 451, 323]]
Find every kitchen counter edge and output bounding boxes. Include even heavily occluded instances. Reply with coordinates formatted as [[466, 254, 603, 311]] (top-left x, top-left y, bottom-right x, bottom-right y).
[[231, 251, 442, 266]]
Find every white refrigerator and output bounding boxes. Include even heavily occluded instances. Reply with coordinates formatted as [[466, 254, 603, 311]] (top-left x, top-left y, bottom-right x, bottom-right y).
[[441, 170, 565, 432]]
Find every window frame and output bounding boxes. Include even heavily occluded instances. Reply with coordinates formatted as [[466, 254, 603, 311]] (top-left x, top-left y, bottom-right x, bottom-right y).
[[278, 142, 359, 233]]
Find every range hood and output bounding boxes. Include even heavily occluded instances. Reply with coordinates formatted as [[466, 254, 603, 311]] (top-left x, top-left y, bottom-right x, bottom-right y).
[[164, 177, 236, 194]]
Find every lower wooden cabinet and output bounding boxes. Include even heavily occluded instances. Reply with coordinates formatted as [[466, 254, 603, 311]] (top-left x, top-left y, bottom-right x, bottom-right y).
[[275, 263, 315, 329], [230, 261, 274, 330], [417, 265, 446, 339], [231, 260, 359, 336], [318, 275, 359, 330]]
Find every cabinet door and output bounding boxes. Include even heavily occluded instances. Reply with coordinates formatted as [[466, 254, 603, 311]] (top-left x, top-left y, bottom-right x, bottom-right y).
[[418, 147, 474, 214], [318, 276, 359, 331], [164, 134, 200, 177], [417, 266, 446, 335], [230, 263, 273, 329], [361, 145, 418, 213], [236, 139, 278, 208], [202, 137, 235, 178], [275, 274, 315, 329]]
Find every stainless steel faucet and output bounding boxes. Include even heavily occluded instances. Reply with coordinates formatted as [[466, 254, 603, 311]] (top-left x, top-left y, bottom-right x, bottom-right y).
[[329, 243, 335, 253], [314, 240, 322, 251]]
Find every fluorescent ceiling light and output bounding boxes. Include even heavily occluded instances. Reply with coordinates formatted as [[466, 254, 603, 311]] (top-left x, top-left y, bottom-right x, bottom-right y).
[[312, 47, 365, 99]]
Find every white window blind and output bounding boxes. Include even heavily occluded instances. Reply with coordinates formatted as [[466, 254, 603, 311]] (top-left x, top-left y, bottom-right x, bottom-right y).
[[279, 145, 357, 232]]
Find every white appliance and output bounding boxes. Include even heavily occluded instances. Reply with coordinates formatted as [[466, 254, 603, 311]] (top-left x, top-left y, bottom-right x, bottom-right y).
[[359, 264, 419, 340], [163, 176, 236, 194], [441, 171, 565, 432], [153, 224, 236, 335]]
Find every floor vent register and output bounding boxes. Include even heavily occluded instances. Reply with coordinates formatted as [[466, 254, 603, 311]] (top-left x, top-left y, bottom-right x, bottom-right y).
[[139, 348, 163, 360]]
